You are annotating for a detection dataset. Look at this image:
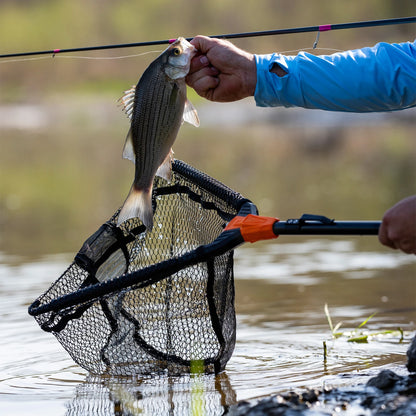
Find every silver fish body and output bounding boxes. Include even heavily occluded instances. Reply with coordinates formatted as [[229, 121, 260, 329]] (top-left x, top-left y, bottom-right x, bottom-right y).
[[117, 37, 199, 229]]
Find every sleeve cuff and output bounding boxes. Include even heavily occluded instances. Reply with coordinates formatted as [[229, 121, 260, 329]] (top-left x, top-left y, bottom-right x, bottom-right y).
[[254, 53, 296, 108]]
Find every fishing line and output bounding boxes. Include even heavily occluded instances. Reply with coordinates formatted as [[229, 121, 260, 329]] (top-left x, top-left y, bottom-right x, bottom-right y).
[[0, 50, 162, 64], [277, 47, 344, 55], [55, 50, 162, 60], [0, 47, 344, 65], [0, 56, 52, 64], [1, 16, 414, 59]]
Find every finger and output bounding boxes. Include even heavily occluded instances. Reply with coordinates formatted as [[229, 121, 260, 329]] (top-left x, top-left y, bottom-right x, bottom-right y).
[[186, 73, 219, 98], [397, 239, 416, 255], [378, 222, 396, 249], [188, 54, 211, 75], [186, 66, 219, 88]]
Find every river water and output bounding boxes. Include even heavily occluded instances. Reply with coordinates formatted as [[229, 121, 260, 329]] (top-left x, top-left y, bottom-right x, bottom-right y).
[[0, 236, 415, 415]]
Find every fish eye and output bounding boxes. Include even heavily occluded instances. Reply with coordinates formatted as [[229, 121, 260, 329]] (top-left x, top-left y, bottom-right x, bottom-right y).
[[173, 47, 181, 56]]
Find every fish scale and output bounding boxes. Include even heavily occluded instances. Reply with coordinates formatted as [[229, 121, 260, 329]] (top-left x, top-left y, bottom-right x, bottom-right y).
[[141, 78, 174, 181], [132, 70, 169, 183]]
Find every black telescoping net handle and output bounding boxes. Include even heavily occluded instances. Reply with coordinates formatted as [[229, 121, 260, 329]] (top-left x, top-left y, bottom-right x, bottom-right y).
[[223, 209, 380, 243], [274, 214, 380, 235]]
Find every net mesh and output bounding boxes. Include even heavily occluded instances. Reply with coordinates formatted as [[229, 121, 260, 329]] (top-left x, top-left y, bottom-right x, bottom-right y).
[[30, 160, 248, 376]]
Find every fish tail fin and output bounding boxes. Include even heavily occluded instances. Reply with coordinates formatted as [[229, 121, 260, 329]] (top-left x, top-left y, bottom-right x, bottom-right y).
[[117, 185, 153, 230]]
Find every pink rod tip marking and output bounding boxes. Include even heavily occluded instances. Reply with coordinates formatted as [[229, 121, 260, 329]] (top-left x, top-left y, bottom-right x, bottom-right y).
[[53, 49, 61, 54], [319, 25, 332, 32], [168, 39, 177, 44]]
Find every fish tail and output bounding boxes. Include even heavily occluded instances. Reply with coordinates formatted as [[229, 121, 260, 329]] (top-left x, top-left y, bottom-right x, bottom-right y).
[[117, 185, 153, 230]]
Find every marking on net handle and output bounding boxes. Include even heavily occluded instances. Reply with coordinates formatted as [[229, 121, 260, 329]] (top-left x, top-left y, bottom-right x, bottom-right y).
[[225, 214, 279, 243]]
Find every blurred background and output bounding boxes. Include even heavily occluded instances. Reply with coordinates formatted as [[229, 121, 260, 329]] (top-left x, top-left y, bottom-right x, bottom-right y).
[[0, 0, 415, 259]]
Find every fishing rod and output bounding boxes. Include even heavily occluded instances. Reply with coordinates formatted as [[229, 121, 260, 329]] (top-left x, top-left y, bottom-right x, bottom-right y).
[[1, 16, 414, 59]]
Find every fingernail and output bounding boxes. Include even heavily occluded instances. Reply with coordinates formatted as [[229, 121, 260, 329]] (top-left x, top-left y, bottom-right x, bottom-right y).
[[200, 55, 209, 65]]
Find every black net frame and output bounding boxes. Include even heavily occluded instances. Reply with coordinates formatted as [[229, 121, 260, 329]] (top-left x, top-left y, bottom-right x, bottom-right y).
[[29, 160, 251, 375]]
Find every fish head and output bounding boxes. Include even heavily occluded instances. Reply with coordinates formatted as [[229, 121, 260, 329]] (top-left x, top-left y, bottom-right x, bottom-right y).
[[162, 37, 197, 80]]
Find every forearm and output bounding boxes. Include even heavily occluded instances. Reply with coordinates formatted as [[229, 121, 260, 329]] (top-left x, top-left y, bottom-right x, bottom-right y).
[[255, 40, 416, 112]]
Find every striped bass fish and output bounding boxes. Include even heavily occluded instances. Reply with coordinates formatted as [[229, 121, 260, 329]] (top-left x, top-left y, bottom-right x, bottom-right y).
[[117, 37, 199, 229]]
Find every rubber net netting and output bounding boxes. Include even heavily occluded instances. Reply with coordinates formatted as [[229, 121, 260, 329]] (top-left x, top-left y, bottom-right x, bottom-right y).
[[30, 160, 247, 376]]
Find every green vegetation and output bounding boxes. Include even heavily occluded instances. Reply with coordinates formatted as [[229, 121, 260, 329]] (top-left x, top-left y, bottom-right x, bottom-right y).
[[324, 304, 405, 344]]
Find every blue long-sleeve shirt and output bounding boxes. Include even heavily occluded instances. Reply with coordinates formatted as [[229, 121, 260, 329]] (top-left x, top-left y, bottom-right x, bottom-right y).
[[254, 40, 416, 112]]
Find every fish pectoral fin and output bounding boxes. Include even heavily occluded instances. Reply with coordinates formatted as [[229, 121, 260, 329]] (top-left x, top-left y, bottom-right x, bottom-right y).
[[122, 127, 135, 164], [156, 149, 174, 182], [183, 99, 200, 127]]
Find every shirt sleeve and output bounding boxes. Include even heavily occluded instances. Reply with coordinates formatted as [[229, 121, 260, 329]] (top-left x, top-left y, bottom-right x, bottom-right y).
[[254, 40, 416, 112]]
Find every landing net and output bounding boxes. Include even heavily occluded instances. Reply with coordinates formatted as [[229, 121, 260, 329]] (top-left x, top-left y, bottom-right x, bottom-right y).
[[29, 160, 249, 375]]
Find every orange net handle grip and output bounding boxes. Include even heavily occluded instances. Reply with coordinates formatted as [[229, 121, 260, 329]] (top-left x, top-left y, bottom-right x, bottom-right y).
[[224, 214, 279, 243]]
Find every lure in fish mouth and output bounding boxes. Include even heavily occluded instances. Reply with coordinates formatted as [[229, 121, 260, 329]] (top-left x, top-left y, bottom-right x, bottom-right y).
[[117, 37, 199, 230]]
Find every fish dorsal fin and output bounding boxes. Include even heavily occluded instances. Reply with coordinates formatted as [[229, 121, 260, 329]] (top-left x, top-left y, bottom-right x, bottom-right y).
[[156, 149, 174, 181], [118, 85, 136, 120], [183, 99, 200, 127], [122, 127, 135, 164]]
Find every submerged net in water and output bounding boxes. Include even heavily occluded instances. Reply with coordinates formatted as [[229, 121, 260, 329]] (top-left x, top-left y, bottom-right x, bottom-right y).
[[29, 160, 249, 375]]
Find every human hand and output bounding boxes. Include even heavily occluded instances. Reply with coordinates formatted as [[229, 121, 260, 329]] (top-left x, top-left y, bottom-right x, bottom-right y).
[[186, 35, 256, 102], [378, 195, 416, 254]]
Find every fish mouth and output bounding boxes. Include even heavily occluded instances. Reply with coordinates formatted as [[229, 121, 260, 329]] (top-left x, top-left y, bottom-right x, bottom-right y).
[[176, 37, 197, 58], [188, 43, 197, 54], [183, 46, 197, 68], [180, 41, 197, 60]]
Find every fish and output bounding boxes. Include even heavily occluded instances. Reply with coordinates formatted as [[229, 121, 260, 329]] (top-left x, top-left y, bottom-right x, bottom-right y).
[[117, 37, 199, 230]]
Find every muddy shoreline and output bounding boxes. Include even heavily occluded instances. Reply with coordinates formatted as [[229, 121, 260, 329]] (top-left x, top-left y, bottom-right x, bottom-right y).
[[231, 371, 416, 415], [230, 337, 416, 415]]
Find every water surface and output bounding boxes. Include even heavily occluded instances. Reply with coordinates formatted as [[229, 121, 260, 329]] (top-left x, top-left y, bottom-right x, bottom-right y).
[[0, 237, 414, 415]]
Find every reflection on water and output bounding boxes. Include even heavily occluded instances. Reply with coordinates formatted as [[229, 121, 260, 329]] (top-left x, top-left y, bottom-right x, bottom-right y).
[[0, 238, 414, 415], [66, 373, 236, 416]]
